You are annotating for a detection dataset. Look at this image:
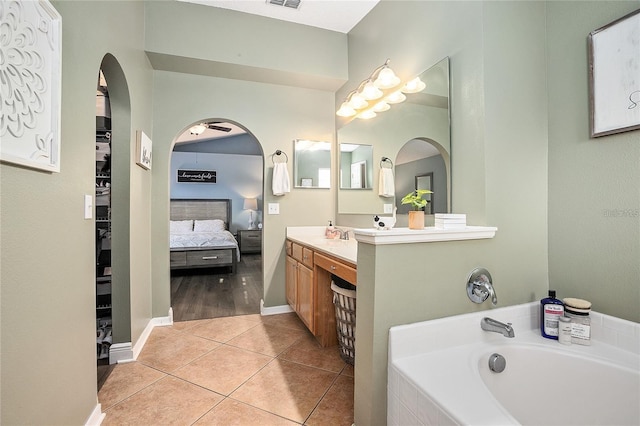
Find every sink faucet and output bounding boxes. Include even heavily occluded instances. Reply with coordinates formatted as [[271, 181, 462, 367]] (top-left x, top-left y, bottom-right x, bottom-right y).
[[334, 228, 350, 240], [481, 317, 515, 338]]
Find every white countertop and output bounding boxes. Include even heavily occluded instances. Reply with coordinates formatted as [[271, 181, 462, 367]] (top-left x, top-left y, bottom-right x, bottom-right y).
[[286, 227, 357, 264], [353, 226, 497, 245]]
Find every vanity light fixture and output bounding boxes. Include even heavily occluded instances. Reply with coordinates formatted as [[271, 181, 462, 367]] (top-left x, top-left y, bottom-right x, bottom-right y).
[[336, 58, 425, 120]]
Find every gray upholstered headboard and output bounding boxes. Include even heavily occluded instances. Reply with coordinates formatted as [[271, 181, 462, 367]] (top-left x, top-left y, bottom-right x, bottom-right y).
[[170, 199, 231, 229]]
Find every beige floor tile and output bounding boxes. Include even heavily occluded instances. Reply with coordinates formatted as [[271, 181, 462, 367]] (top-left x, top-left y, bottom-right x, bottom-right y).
[[98, 362, 166, 410], [227, 323, 307, 357], [259, 312, 307, 331], [170, 318, 213, 332], [279, 333, 346, 373], [194, 398, 299, 425], [137, 326, 220, 372], [231, 358, 337, 423], [306, 374, 354, 426], [185, 316, 260, 343], [173, 345, 272, 395], [103, 376, 223, 426], [341, 363, 354, 377]]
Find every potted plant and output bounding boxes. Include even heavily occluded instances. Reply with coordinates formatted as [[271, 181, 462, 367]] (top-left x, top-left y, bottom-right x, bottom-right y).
[[401, 189, 433, 229]]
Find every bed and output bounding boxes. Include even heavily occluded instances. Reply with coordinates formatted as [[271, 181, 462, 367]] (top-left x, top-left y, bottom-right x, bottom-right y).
[[169, 199, 239, 274]]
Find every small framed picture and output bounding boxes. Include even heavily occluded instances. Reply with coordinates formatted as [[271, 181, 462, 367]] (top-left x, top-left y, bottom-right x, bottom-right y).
[[300, 178, 313, 187], [136, 131, 152, 170], [588, 9, 640, 137]]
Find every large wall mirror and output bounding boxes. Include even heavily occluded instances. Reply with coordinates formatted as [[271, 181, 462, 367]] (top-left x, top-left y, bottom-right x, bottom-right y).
[[294, 139, 331, 188], [337, 57, 450, 214]]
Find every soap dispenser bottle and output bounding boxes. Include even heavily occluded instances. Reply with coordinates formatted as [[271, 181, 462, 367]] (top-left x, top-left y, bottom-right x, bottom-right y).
[[540, 290, 564, 340], [325, 220, 334, 238]]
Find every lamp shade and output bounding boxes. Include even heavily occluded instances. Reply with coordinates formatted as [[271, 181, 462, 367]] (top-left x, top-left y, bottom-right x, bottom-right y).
[[243, 198, 258, 210]]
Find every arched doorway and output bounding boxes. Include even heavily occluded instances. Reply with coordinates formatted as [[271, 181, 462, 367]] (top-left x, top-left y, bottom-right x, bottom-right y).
[[95, 54, 132, 375], [168, 120, 264, 321]]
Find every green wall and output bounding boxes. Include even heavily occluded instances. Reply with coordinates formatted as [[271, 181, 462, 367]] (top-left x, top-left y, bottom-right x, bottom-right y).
[[0, 1, 154, 424], [546, 1, 640, 323]]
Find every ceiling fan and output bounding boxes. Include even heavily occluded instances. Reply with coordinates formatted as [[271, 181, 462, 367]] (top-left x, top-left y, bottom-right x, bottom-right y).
[[189, 122, 232, 135]]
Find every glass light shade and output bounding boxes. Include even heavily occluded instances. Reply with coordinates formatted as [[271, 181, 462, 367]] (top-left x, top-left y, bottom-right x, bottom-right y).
[[374, 67, 400, 89], [189, 124, 206, 135], [385, 91, 406, 104], [402, 77, 426, 93], [336, 102, 356, 117], [348, 92, 368, 109], [361, 81, 383, 100], [372, 101, 390, 112], [357, 109, 377, 119]]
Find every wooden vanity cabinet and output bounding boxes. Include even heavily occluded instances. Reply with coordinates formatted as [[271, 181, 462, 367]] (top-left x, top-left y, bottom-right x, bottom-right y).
[[286, 241, 315, 332], [286, 239, 357, 347]]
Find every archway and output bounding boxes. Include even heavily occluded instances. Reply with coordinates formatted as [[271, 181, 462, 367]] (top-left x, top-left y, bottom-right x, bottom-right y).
[[168, 119, 264, 321]]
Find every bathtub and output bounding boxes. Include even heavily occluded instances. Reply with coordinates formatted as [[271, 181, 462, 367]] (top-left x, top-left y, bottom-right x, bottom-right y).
[[388, 302, 640, 425]]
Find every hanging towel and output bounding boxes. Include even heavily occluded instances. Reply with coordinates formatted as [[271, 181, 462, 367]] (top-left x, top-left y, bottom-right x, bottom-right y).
[[272, 162, 291, 196], [378, 168, 395, 197]]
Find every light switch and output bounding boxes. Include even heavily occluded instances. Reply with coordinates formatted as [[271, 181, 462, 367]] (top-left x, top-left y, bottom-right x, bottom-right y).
[[268, 203, 280, 214], [384, 203, 393, 214], [84, 194, 93, 219]]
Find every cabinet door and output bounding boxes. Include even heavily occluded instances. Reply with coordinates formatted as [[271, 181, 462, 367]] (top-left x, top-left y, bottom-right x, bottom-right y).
[[285, 256, 297, 309], [297, 263, 314, 332]]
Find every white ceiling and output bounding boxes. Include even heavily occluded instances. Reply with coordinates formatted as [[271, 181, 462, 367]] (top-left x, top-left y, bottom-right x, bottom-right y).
[[178, 0, 379, 33]]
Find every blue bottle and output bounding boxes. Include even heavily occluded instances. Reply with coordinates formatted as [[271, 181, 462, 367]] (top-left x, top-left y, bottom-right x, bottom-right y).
[[540, 290, 564, 340]]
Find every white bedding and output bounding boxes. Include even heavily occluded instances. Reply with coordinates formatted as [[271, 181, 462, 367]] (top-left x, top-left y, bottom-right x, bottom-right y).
[[170, 230, 240, 261]]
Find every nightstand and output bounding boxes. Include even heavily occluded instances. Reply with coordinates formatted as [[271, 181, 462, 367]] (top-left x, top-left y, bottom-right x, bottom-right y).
[[238, 229, 262, 254]]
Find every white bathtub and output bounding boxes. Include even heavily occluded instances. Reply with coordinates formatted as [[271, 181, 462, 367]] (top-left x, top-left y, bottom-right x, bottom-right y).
[[388, 303, 640, 425]]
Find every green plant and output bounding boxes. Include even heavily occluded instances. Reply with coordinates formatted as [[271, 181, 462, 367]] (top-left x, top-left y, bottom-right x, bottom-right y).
[[401, 189, 433, 210]]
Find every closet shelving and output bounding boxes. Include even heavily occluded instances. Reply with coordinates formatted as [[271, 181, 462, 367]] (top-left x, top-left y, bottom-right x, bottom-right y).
[[96, 74, 112, 361]]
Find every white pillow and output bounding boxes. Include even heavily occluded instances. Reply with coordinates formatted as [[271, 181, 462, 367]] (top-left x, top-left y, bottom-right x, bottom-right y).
[[194, 219, 225, 233], [170, 220, 193, 233]]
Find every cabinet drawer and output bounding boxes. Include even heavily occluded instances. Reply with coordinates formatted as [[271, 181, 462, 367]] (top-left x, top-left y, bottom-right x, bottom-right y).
[[170, 251, 187, 267], [314, 252, 357, 284], [291, 242, 314, 269], [186, 249, 232, 266]]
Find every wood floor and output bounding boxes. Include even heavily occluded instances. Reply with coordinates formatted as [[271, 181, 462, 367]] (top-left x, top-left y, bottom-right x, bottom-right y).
[[170, 253, 263, 322]]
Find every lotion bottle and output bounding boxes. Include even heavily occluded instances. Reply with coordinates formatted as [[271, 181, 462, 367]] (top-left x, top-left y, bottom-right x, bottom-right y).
[[326, 220, 334, 238], [540, 290, 564, 340]]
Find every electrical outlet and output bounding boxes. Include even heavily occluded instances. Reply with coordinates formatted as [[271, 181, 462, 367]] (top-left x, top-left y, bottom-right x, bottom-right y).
[[84, 194, 93, 219], [384, 203, 393, 214], [268, 203, 280, 214]]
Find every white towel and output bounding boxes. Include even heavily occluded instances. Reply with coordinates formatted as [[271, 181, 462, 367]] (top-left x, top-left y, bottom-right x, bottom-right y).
[[272, 162, 291, 196], [378, 168, 395, 197]]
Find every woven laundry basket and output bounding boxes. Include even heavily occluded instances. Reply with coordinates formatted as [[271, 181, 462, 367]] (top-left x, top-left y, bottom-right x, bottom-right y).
[[331, 280, 356, 365]]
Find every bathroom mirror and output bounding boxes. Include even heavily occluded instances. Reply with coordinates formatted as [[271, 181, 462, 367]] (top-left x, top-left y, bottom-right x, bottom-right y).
[[293, 139, 331, 188], [339, 144, 373, 189], [337, 57, 451, 214]]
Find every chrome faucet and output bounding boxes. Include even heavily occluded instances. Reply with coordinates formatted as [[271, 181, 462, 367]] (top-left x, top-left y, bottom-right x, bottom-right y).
[[481, 317, 515, 338], [334, 228, 350, 240]]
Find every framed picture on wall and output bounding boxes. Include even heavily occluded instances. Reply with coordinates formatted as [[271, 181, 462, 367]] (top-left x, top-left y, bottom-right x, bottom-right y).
[[588, 9, 640, 138], [136, 131, 152, 170], [0, 0, 62, 172]]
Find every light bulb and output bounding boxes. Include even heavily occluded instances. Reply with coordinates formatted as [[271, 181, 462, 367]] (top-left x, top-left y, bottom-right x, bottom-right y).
[[402, 77, 426, 93], [336, 102, 356, 117], [361, 80, 383, 100], [374, 67, 400, 89], [385, 91, 406, 104]]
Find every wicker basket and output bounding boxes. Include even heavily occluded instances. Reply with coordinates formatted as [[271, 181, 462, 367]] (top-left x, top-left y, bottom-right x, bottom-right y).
[[331, 281, 357, 365]]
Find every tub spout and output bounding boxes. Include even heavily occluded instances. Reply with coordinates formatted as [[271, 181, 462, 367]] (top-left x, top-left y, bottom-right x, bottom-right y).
[[481, 317, 515, 338]]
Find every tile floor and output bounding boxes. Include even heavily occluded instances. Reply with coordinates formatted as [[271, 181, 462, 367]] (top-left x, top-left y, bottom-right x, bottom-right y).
[[99, 313, 354, 425]]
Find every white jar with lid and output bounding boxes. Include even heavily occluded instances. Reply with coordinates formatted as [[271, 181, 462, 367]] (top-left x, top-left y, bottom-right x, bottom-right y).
[[558, 316, 572, 345], [563, 298, 592, 346]]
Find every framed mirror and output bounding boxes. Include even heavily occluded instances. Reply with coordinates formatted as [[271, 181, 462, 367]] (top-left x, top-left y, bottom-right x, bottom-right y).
[[337, 57, 451, 214], [340, 144, 373, 189], [293, 139, 331, 188]]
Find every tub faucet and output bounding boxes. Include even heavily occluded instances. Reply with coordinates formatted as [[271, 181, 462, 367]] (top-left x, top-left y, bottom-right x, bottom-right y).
[[481, 317, 515, 338]]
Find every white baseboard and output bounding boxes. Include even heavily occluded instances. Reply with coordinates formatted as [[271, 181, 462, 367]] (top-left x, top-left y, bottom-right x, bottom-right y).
[[85, 401, 105, 425], [260, 299, 294, 316], [108, 308, 173, 364]]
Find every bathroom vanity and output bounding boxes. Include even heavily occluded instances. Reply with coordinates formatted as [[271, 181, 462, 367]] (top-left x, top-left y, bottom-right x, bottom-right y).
[[286, 227, 357, 347]]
